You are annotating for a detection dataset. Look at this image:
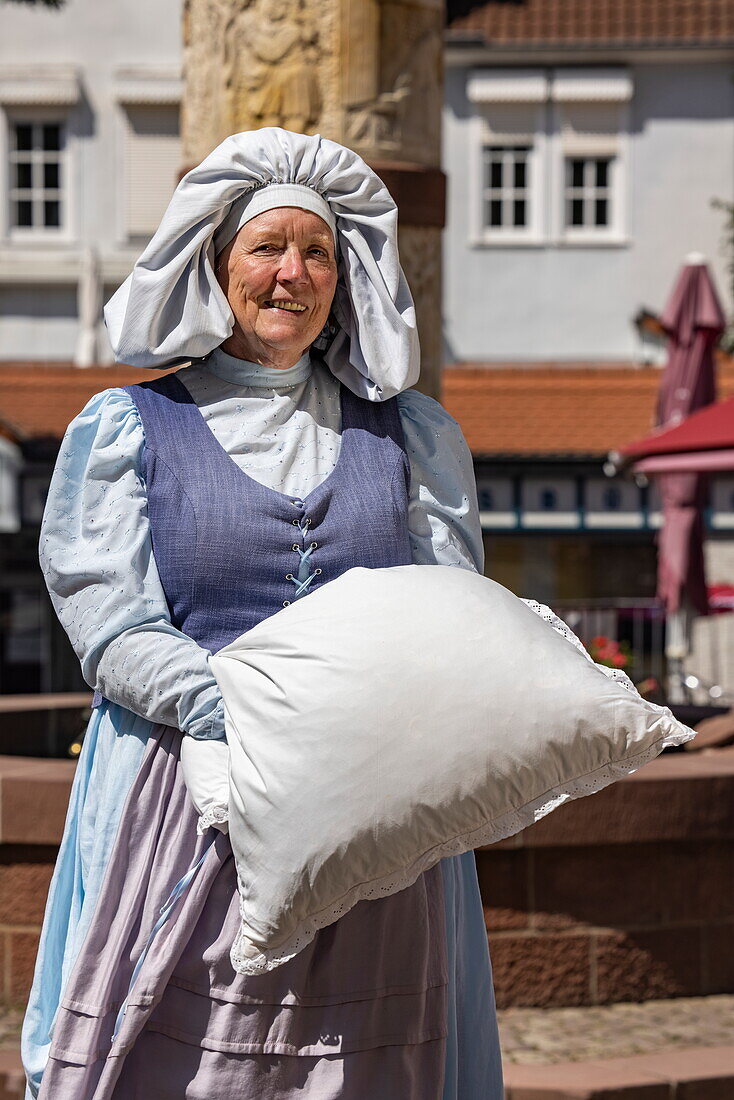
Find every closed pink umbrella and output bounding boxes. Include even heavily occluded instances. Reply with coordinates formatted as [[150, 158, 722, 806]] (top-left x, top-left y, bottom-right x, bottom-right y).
[[656, 256, 724, 612], [654, 255, 725, 698]]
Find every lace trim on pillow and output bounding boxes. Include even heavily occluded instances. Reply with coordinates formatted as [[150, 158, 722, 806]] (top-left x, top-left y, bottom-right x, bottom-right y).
[[229, 598, 695, 976], [197, 805, 229, 835]]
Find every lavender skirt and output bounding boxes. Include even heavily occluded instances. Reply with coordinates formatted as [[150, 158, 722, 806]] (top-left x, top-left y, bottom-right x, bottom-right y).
[[39, 728, 449, 1099]]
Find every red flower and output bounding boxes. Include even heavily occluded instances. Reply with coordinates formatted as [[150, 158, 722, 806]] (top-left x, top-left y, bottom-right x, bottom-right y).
[[612, 652, 627, 668]]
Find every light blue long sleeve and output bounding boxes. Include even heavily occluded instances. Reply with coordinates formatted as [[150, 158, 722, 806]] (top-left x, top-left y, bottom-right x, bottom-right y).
[[39, 389, 224, 739], [398, 388, 485, 574]]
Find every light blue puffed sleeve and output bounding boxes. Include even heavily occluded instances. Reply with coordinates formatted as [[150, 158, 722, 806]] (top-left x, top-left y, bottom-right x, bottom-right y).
[[397, 389, 484, 574], [39, 389, 224, 738]]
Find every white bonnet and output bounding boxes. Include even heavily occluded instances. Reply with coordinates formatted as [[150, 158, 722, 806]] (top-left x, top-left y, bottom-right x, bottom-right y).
[[104, 127, 420, 401]]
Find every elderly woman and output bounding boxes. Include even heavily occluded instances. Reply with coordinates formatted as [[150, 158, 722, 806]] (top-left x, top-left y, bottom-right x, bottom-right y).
[[22, 129, 503, 1099]]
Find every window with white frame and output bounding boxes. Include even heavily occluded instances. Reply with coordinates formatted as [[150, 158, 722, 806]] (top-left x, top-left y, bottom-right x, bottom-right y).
[[467, 67, 631, 246], [8, 119, 65, 232], [483, 144, 531, 230], [468, 70, 548, 243], [564, 155, 614, 229], [552, 70, 632, 242]]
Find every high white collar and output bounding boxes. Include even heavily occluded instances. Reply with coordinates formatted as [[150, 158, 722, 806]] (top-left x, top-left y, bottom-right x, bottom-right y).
[[204, 346, 312, 389]]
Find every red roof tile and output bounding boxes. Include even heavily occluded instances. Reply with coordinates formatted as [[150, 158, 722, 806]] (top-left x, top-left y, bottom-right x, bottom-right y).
[[3, 359, 734, 463], [0, 363, 165, 442], [446, 1, 734, 47], [441, 359, 734, 457]]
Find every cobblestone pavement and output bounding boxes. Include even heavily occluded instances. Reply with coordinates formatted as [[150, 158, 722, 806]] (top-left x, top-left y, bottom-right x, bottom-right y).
[[498, 995, 734, 1064], [4, 998, 734, 1066]]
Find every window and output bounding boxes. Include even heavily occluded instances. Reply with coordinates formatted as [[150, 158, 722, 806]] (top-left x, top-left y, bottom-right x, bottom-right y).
[[708, 478, 734, 531], [467, 70, 548, 243], [483, 145, 530, 230], [603, 486, 621, 511], [476, 477, 516, 529], [9, 120, 64, 231], [584, 478, 643, 529], [521, 479, 579, 529], [468, 67, 630, 246], [565, 157, 613, 229], [552, 69, 631, 242]]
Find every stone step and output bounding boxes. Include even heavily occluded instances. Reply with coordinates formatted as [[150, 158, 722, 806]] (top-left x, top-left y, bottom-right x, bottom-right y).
[[504, 1043, 734, 1099], [0, 1052, 23, 1100]]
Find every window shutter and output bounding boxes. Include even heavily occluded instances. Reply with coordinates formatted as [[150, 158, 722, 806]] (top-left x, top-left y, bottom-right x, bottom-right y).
[[559, 103, 623, 158], [124, 105, 180, 238]]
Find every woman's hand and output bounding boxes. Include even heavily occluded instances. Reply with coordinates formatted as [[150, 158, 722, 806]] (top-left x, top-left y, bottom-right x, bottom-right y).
[[180, 735, 230, 834]]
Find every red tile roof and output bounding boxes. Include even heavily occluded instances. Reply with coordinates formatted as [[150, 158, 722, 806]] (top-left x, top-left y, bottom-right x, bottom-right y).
[[3, 359, 734, 463], [442, 359, 734, 458], [0, 363, 164, 442], [446, 1, 734, 47]]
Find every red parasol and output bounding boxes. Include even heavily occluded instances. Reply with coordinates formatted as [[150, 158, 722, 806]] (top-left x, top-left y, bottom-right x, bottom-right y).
[[616, 394, 734, 475], [651, 257, 725, 616]]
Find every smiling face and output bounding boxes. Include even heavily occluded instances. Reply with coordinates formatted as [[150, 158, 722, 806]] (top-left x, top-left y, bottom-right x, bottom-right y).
[[215, 206, 338, 369]]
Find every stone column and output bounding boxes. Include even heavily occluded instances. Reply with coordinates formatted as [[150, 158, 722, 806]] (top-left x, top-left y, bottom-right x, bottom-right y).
[[181, 0, 445, 400]]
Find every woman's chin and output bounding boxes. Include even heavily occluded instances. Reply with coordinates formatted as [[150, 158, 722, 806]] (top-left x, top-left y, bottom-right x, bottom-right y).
[[258, 321, 317, 352]]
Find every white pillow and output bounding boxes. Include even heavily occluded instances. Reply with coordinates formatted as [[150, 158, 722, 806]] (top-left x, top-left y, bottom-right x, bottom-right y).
[[205, 565, 693, 977]]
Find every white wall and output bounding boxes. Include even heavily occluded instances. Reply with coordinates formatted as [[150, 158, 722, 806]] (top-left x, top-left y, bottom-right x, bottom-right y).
[[0, 0, 181, 360], [443, 61, 734, 363]]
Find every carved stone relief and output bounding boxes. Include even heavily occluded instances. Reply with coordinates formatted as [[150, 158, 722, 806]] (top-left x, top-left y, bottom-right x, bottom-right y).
[[398, 225, 442, 398], [184, 0, 442, 167], [183, 0, 340, 164], [341, 0, 443, 165], [226, 0, 322, 134]]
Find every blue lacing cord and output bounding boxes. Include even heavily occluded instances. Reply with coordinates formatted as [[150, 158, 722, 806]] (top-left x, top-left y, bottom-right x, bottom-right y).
[[289, 517, 321, 600], [111, 840, 214, 1043]]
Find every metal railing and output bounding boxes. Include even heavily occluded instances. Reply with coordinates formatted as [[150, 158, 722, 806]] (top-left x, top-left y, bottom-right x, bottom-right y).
[[551, 598, 668, 688], [551, 598, 734, 708]]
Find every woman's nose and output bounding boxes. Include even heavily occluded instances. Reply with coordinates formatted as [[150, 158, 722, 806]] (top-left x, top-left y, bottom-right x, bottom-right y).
[[278, 245, 308, 283]]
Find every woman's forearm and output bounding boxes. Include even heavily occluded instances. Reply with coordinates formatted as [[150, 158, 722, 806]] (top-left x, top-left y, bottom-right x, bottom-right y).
[[94, 622, 225, 737]]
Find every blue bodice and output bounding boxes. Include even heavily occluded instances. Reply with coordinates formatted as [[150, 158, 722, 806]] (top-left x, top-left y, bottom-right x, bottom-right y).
[[125, 374, 413, 653]]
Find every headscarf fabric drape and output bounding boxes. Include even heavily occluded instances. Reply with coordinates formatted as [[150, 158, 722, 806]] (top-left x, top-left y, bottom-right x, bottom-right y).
[[104, 128, 420, 402]]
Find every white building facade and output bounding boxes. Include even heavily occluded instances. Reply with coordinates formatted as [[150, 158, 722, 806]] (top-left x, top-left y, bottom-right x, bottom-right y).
[[1, 5, 732, 366], [0, 0, 182, 362], [443, 47, 734, 363]]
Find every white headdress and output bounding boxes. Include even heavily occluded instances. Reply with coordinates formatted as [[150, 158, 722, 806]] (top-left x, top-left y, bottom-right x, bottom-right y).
[[104, 128, 420, 401]]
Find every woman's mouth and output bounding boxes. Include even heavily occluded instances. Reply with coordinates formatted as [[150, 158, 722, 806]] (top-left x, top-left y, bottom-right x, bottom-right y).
[[263, 300, 308, 313]]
